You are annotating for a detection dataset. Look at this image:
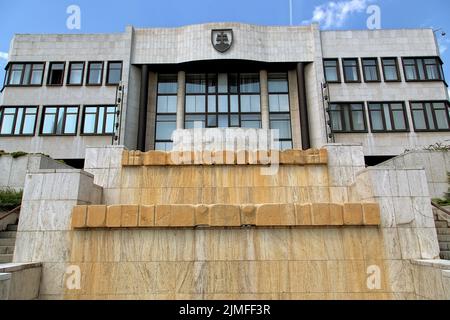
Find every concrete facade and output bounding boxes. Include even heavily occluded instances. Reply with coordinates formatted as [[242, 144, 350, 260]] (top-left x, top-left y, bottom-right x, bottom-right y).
[[0, 23, 449, 160]]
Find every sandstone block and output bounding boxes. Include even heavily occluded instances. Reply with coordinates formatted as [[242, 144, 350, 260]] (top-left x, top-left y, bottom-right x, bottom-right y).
[[295, 204, 312, 226], [343, 203, 363, 225], [209, 205, 241, 227], [87, 205, 107, 228], [256, 204, 296, 226], [122, 150, 130, 166], [155, 205, 195, 227], [363, 203, 381, 226], [72, 205, 87, 229], [241, 205, 257, 226], [139, 205, 155, 227], [329, 204, 344, 226], [106, 205, 122, 228], [143, 151, 166, 166], [195, 205, 210, 227], [312, 203, 330, 226], [121, 205, 139, 227]]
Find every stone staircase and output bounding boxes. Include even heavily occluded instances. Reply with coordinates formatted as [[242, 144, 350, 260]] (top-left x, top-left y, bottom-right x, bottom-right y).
[[0, 224, 17, 264], [434, 210, 450, 260]]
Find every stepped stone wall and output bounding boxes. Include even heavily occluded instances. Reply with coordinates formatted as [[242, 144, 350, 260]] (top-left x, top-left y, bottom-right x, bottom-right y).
[[11, 144, 450, 300]]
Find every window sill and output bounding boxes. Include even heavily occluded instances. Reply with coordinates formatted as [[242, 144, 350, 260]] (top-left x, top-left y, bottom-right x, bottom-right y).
[[39, 134, 78, 137], [0, 134, 35, 137], [332, 131, 369, 134]]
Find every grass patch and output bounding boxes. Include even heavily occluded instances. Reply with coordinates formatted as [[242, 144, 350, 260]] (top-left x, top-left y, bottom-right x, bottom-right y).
[[0, 188, 23, 210]]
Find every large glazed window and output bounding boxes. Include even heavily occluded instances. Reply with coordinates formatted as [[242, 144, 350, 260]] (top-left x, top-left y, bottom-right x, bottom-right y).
[[184, 73, 261, 130], [87, 62, 104, 85], [329, 103, 367, 133], [323, 59, 340, 83], [381, 58, 401, 81], [67, 62, 85, 85], [47, 62, 65, 86], [368, 102, 408, 132], [81, 106, 116, 135], [268, 72, 292, 150], [410, 101, 450, 131], [6, 63, 45, 86], [342, 58, 361, 83], [106, 61, 123, 85], [403, 57, 444, 81], [41, 106, 79, 135], [0, 106, 38, 136], [155, 74, 178, 151]]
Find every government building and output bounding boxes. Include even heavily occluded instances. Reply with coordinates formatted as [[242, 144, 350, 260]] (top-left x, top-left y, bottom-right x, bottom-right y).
[[0, 23, 448, 166], [1, 23, 450, 301]]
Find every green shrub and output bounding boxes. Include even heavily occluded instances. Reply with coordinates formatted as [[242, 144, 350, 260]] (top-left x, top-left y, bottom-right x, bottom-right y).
[[10, 151, 28, 159], [0, 188, 23, 209]]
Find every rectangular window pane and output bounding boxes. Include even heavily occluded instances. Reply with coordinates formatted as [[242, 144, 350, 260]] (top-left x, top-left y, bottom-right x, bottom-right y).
[[22, 113, 36, 134], [268, 73, 288, 93], [218, 115, 228, 128], [434, 103, 449, 129], [97, 107, 105, 133], [56, 109, 64, 134], [186, 74, 206, 94], [88, 63, 103, 85], [363, 59, 379, 81], [69, 63, 84, 85], [107, 62, 122, 84], [156, 120, 176, 140], [64, 114, 77, 134], [1, 113, 15, 134], [324, 60, 339, 82], [369, 104, 384, 131], [240, 73, 260, 93], [351, 104, 365, 131], [42, 114, 56, 134], [9, 64, 23, 85], [158, 74, 178, 94], [22, 64, 32, 85], [185, 115, 205, 129], [218, 95, 228, 113], [48, 63, 65, 85], [230, 95, 239, 113], [83, 114, 96, 134], [208, 96, 216, 113], [207, 74, 217, 93], [270, 114, 292, 139], [14, 108, 23, 135], [343, 59, 359, 82], [218, 73, 228, 93], [30, 64, 44, 85]]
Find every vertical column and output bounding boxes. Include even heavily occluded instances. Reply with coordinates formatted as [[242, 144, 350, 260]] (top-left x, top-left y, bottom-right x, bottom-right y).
[[297, 63, 311, 150], [176, 71, 186, 129], [260, 70, 270, 130], [137, 65, 149, 152]]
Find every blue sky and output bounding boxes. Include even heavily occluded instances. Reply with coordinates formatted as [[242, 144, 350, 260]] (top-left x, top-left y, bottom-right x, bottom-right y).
[[1, 0, 450, 89]]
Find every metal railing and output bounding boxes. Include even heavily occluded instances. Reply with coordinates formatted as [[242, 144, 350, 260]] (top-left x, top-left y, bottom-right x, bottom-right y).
[[0, 205, 21, 222], [431, 201, 450, 217]]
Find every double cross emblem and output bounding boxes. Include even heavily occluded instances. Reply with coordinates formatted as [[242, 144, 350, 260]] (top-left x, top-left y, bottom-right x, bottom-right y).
[[212, 29, 234, 53]]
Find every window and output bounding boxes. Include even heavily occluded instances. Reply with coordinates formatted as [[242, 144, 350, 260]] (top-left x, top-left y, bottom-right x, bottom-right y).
[[40, 106, 79, 135], [67, 62, 85, 85], [403, 57, 444, 81], [155, 74, 178, 151], [82, 106, 116, 135], [268, 73, 292, 150], [329, 103, 367, 133], [381, 58, 400, 81], [47, 62, 65, 86], [0, 106, 37, 136], [368, 102, 408, 132], [362, 58, 381, 82], [87, 62, 104, 85], [342, 58, 361, 83], [6, 63, 45, 86], [184, 73, 261, 130], [106, 61, 123, 85], [323, 59, 340, 83], [410, 101, 450, 131]]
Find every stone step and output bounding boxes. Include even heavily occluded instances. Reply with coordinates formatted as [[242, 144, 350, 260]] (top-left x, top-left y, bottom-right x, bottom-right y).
[[0, 231, 17, 239], [439, 242, 449, 251], [440, 251, 450, 260], [435, 221, 449, 228], [437, 228, 450, 235], [0, 246, 14, 254], [0, 238, 15, 246], [438, 235, 450, 242], [7, 225, 18, 231], [0, 254, 13, 263]]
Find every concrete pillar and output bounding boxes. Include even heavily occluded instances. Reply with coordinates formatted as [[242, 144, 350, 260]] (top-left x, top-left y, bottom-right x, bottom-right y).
[[260, 70, 270, 130], [137, 65, 149, 151], [176, 71, 186, 129]]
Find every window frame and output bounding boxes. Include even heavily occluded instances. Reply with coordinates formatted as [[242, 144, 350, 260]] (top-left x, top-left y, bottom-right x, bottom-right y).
[[402, 57, 445, 82], [367, 101, 410, 133], [5, 62, 46, 87], [409, 100, 450, 132], [342, 58, 362, 83], [323, 58, 341, 83], [154, 74, 178, 149], [66, 62, 85, 86], [361, 58, 381, 83], [381, 57, 401, 82], [86, 61, 104, 86], [39, 106, 80, 136], [106, 61, 123, 86], [80, 105, 117, 136], [46, 62, 66, 86], [0, 106, 39, 136], [184, 73, 262, 130], [328, 102, 368, 133]]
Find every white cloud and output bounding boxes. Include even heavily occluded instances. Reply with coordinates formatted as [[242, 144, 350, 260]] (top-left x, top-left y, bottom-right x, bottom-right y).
[[438, 38, 449, 55], [0, 52, 8, 60], [303, 0, 370, 29]]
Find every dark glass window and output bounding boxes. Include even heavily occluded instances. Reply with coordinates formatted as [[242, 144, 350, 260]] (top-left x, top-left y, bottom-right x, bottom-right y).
[[87, 62, 103, 85], [0, 106, 37, 136], [6, 63, 44, 86], [47, 62, 65, 86], [323, 59, 340, 83], [329, 103, 367, 132], [41, 106, 79, 135], [368, 103, 408, 132], [67, 62, 84, 85], [362, 58, 380, 82], [381, 58, 400, 81], [107, 62, 122, 85], [155, 74, 178, 151], [82, 106, 116, 135], [268, 73, 292, 150], [403, 57, 443, 81], [342, 58, 361, 82], [184, 73, 261, 130], [410, 102, 450, 131]]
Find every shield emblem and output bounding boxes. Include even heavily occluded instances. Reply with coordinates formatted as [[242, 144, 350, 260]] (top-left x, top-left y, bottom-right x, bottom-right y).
[[211, 29, 233, 53]]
